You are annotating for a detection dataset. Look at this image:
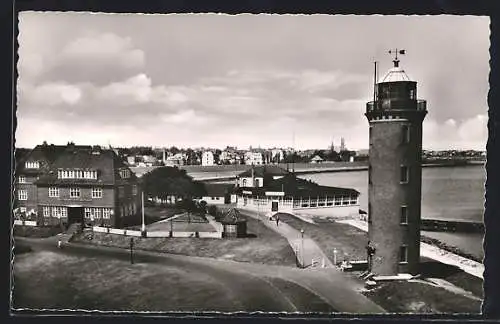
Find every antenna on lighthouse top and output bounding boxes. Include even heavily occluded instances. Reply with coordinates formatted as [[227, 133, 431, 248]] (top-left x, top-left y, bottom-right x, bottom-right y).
[[388, 49, 406, 67]]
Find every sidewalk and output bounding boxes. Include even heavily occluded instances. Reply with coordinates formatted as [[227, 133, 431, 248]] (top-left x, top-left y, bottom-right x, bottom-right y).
[[337, 218, 484, 279], [240, 209, 333, 269]]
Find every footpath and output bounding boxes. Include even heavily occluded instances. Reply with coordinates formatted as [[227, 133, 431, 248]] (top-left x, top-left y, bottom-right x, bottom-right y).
[[337, 218, 484, 279], [239, 209, 333, 269]]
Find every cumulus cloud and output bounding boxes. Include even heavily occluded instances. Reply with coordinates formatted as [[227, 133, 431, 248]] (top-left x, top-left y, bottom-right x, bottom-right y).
[[424, 114, 487, 150], [20, 81, 83, 106], [60, 32, 145, 69], [15, 13, 489, 149]]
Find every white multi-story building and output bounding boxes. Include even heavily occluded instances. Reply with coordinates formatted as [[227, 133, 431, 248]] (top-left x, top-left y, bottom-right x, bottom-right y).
[[271, 149, 284, 163], [244, 151, 263, 165], [202, 151, 215, 166]]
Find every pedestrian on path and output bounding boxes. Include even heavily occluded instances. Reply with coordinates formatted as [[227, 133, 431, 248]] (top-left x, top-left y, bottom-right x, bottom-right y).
[[276, 214, 280, 227], [57, 238, 62, 249]]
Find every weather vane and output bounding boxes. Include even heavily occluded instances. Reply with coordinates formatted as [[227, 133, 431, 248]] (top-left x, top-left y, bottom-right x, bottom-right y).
[[388, 49, 406, 61]]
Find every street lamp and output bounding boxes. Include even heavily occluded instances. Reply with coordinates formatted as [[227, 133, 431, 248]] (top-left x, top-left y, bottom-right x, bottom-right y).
[[300, 228, 305, 268], [129, 237, 134, 264], [141, 191, 146, 237]]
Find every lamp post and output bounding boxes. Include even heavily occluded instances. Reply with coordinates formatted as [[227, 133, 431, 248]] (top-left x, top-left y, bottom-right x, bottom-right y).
[[129, 238, 134, 264], [300, 228, 305, 268], [141, 191, 146, 237]]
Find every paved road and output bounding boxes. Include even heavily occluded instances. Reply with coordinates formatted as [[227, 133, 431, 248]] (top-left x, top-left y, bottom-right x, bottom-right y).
[[240, 209, 333, 268], [14, 237, 385, 313]]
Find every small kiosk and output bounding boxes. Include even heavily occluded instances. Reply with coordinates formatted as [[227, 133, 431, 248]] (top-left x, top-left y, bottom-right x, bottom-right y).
[[220, 208, 247, 238]]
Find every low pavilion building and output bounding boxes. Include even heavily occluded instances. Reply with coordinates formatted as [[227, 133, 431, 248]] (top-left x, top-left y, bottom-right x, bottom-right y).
[[235, 166, 360, 219]]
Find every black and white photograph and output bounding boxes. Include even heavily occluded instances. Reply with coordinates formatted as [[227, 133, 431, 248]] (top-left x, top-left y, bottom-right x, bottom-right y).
[[12, 12, 489, 315]]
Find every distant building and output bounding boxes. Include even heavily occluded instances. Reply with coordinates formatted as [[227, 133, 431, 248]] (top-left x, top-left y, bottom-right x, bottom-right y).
[[164, 153, 185, 167], [202, 151, 215, 166], [310, 155, 325, 164], [244, 151, 263, 165], [126, 156, 136, 166], [201, 183, 237, 205], [270, 149, 284, 163]]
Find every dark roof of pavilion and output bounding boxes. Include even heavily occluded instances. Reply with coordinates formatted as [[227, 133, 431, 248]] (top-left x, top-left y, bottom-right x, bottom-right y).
[[235, 173, 359, 198]]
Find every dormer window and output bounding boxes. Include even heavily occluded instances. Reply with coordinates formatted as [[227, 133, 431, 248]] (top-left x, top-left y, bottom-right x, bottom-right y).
[[58, 169, 97, 179], [25, 161, 40, 169], [120, 169, 130, 179]]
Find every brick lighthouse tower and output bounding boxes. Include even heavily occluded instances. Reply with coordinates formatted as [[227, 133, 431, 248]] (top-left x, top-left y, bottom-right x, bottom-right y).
[[365, 50, 427, 276]]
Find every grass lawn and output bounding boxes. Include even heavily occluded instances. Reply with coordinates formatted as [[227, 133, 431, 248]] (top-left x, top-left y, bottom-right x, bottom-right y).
[[276, 213, 368, 264], [363, 280, 481, 314], [13, 251, 242, 311], [73, 216, 296, 267], [145, 220, 216, 232]]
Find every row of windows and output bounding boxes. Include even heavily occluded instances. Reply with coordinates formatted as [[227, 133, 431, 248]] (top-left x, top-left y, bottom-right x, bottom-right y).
[[18, 190, 28, 200], [84, 207, 113, 219], [25, 161, 40, 169], [43, 206, 67, 218], [47, 187, 103, 198], [119, 169, 131, 179], [120, 203, 137, 217], [57, 169, 98, 180]]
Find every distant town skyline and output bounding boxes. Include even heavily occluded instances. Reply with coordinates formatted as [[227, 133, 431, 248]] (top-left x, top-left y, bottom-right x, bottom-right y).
[[16, 13, 489, 151]]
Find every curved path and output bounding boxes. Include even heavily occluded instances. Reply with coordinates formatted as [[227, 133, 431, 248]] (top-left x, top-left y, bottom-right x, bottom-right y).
[[239, 209, 333, 269], [14, 237, 385, 314]]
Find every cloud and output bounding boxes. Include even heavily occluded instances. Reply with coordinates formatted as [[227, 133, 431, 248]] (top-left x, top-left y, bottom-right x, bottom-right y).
[[25, 32, 147, 85], [60, 32, 145, 69], [20, 81, 83, 106], [423, 114, 487, 150]]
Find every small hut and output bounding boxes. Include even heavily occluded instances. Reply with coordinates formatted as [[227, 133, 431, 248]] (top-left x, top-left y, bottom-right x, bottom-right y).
[[220, 208, 247, 238]]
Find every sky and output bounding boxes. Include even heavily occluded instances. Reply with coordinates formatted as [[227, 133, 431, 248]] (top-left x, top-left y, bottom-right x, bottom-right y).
[[16, 13, 489, 151]]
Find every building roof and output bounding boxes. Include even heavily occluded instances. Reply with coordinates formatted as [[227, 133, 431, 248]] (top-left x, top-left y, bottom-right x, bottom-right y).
[[311, 155, 324, 161], [35, 147, 136, 186], [236, 173, 359, 198], [220, 208, 247, 224], [378, 66, 413, 83], [15, 144, 91, 176], [238, 165, 290, 178], [203, 183, 235, 197]]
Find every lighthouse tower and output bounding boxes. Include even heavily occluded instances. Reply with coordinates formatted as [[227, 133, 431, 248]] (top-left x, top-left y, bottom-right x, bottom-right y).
[[365, 50, 427, 276]]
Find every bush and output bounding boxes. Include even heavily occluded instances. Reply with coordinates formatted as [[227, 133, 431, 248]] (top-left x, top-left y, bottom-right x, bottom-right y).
[[208, 205, 218, 217]]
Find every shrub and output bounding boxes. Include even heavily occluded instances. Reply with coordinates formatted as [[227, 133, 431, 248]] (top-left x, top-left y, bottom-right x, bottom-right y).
[[208, 205, 218, 217]]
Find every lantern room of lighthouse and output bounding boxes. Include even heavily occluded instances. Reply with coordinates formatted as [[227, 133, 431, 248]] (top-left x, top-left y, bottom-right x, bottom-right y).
[[365, 50, 428, 276]]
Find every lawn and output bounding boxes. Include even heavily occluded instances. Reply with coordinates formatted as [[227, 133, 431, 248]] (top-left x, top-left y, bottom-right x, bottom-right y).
[[12, 251, 242, 311], [276, 213, 369, 264], [363, 280, 482, 314], [72, 216, 296, 267]]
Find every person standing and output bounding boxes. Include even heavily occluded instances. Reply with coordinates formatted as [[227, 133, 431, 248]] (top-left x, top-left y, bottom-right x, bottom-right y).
[[276, 214, 280, 227], [366, 240, 376, 272]]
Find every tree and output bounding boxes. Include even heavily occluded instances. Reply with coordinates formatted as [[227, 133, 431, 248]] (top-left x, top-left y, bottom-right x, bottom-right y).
[[141, 167, 206, 202]]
